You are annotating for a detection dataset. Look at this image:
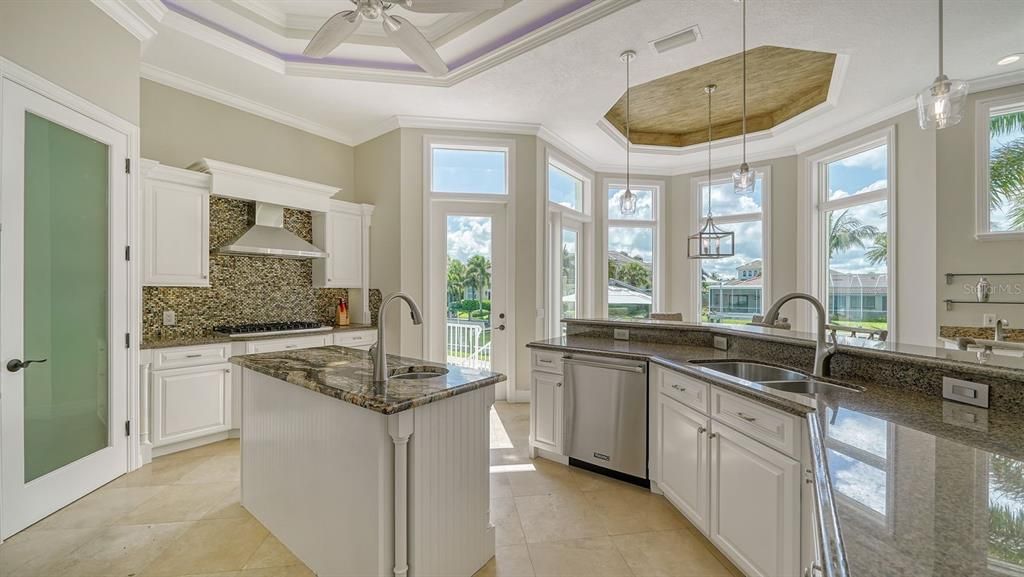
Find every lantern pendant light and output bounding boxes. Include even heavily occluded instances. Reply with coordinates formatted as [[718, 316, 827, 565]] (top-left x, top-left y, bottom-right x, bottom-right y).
[[619, 50, 638, 216], [732, 0, 755, 194], [916, 0, 967, 130], [689, 85, 735, 260]]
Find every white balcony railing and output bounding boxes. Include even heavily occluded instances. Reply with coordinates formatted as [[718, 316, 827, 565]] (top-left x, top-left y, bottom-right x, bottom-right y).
[[446, 319, 491, 370]]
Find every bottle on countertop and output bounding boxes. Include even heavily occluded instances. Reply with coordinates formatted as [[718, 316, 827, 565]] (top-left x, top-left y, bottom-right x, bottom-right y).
[[336, 297, 350, 326]]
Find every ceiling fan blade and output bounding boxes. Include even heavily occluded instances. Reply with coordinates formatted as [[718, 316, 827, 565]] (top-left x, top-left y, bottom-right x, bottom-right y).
[[382, 15, 449, 77], [303, 10, 363, 58], [398, 0, 504, 13]]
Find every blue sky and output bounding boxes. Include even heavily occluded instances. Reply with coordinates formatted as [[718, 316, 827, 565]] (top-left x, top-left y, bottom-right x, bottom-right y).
[[447, 215, 491, 263], [700, 177, 764, 279], [433, 148, 505, 194], [825, 145, 889, 275]]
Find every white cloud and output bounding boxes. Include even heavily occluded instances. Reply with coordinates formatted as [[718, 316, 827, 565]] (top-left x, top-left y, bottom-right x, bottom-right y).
[[833, 145, 887, 171], [446, 216, 492, 263], [832, 455, 887, 515]]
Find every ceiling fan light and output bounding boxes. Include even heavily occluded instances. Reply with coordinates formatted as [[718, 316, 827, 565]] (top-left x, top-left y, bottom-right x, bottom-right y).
[[733, 162, 755, 195], [916, 74, 968, 130]]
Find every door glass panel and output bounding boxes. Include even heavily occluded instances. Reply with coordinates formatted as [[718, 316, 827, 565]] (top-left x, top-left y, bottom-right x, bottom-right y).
[[23, 112, 110, 482], [561, 228, 578, 334], [445, 215, 492, 370]]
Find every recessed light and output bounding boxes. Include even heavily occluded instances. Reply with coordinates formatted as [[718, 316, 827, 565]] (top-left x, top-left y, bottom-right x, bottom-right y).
[[997, 54, 1021, 66]]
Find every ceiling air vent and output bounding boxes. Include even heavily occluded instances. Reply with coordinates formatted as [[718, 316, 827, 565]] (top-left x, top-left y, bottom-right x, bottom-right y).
[[650, 25, 701, 55]]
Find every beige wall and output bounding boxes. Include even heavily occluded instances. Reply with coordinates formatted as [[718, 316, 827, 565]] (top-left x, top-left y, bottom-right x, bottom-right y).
[[666, 156, 799, 322], [936, 84, 1024, 328], [141, 80, 355, 197], [0, 1, 141, 124]]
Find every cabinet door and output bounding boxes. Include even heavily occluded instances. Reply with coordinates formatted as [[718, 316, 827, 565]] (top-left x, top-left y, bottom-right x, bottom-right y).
[[328, 211, 363, 288], [657, 395, 709, 533], [152, 364, 231, 446], [710, 422, 801, 577], [143, 179, 209, 286], [530, 371, 563, 453]]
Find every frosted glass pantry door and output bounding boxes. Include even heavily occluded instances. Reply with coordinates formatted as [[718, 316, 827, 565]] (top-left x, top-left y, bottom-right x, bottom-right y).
[[1, 79, 129, 538]]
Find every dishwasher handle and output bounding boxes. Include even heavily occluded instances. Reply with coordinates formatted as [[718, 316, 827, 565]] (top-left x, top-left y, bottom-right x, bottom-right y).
[[562, 357, 646, 373]]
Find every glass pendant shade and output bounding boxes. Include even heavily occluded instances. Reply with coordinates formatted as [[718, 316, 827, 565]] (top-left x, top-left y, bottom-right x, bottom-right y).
[[732, 162, 755, 195], [619, 188, 637, 215], [688, 216, 735, 259], [916, 74, 968, 130]]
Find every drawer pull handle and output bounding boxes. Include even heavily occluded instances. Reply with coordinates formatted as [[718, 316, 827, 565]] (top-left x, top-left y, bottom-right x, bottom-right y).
[[185, 354, 202, 358], [539, 359, 553, 364], [285, 345, 297, 349], [737, 412, 757, 422], [671, 384, 687, 392]]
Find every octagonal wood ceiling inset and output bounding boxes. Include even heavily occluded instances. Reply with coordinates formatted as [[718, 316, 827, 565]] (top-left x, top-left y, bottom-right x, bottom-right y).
[[605, 46, 837, 148]]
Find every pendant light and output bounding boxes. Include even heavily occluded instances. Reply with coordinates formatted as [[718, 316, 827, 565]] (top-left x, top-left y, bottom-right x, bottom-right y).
[[689, 85, 735, 260], [732, 0, 754, 194], [618, 50, 638, 216], [916, 0, 967, 130]]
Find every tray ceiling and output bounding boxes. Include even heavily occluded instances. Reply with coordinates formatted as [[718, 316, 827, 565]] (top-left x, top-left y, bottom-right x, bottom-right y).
[[605, 46, 837, 148]]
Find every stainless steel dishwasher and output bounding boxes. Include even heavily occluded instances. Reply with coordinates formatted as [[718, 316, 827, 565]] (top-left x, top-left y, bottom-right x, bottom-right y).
[[563, 354, 648, 483]]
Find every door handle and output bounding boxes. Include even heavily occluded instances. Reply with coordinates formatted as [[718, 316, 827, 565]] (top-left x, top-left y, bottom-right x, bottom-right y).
[[7, 358, 47, 372], [497, 324, 506, 331]]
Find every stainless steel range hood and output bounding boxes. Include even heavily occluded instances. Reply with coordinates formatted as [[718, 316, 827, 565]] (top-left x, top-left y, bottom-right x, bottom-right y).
[[216, 203, 326, 259]]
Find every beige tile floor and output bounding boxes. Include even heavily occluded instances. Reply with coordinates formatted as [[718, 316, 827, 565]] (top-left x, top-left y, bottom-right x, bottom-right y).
[[0, 402, 741, 577]]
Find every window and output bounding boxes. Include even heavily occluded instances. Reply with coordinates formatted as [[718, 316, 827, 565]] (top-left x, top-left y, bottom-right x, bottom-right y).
[[606, 181, 660, 319], [430, 146, 508, 195], [546, 153, 592, 337], [977, 95, 1024, 238], [549, 163, 584, 211], [693, 170, 769, 324], [815, 134, 893, 335], [825, 407, 893, 525]]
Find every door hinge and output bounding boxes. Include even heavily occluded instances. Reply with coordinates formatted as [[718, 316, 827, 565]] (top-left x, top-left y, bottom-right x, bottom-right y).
[[125, 158, 131, 174], [125, 333, 130, 349], [125, 245, 131, 261], [125, 420, 131, 437]]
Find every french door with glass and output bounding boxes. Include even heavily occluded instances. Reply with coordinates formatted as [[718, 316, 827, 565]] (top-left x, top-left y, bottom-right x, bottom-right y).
[[1, 79, 130, 538], [429, 202, 509, 385]]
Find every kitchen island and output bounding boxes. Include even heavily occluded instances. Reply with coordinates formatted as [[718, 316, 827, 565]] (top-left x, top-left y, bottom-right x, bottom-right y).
[[230, 345, 506, 577]]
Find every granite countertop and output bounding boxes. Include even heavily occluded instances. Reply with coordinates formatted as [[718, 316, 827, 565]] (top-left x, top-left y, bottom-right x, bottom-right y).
[[141, 324, 376, 350], [528, 335, 1024, 576], [230, 345, 506, 415]]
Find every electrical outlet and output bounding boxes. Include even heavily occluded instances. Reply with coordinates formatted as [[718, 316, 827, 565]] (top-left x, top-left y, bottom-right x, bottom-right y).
[[713, 335, 729, 351], [613, 328, 630, 340], [983, 314, 997, 327], [163, 310, 176, 326]]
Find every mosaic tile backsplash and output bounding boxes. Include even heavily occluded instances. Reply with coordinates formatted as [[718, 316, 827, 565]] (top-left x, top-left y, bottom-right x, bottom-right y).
[[143, 197, 379, 340]]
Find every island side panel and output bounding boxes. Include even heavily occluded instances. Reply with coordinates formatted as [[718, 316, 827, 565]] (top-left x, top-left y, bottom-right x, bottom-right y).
[[409, 384, 496, 577], [241, 368, 394, 577]]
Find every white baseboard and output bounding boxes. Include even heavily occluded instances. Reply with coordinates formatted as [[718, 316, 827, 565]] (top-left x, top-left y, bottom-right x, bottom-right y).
[[508, 389, 531, 403], [151, 431, 231, 458], [532, 446, 569, 466]]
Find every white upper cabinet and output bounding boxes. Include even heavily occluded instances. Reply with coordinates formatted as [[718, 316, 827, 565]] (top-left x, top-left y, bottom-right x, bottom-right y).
[[141, 161, 211, 286], [313, 202, 373, 289]]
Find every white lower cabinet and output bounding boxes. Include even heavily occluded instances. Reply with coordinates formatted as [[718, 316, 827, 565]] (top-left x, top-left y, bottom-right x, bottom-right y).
[[656, 394, 710, 534], [530, 370, 563, 454], [709, 421, 801, 577], [152, 363, 232, 447]]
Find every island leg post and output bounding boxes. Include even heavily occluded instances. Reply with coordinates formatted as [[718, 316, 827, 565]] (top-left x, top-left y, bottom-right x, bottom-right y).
[[389, 412, 414, 577]]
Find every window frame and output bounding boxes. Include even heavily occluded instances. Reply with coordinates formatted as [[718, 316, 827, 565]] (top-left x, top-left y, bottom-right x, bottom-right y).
[[427, 136, 513, 200], [544, 147, 593, 337], [975, 90, 1024, 241], [823, 410, 897, 532], [805, 127, 897, 340], [601, 177, 665, 318], [688, 166, 772, 323]]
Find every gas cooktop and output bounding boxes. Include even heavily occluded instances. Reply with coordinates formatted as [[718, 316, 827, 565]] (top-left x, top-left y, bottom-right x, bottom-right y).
[[212, 321, 332, 337]]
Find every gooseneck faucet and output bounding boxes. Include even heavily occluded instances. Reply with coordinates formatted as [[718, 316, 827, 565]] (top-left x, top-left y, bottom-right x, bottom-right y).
[[371, 292, 424, 382], [754, 292, 837, 377]]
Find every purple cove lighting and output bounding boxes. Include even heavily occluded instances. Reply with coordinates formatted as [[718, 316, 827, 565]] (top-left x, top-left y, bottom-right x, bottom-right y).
[[162, 0, 597, 75]]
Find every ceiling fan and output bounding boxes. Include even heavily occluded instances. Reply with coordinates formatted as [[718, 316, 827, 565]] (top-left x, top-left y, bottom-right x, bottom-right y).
[[303, 0, 504, 77]]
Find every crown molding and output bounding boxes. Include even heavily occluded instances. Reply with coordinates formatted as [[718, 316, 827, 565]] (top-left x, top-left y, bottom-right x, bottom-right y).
[[140, 63, 355, 145], [161, 0, 637, 87], [137, 0, 168, 22], [969, 68, 1024, 94], [91, 0, 160, 42]]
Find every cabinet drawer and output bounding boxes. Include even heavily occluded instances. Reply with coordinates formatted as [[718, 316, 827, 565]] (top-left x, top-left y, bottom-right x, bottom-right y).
[[335, 330, 377, 348], [657, 366, 709, 414], [152, 343, 232, 370], [246, 335, 329, 354], [711, 388, 801, 458], [532, 350, 564, 374]]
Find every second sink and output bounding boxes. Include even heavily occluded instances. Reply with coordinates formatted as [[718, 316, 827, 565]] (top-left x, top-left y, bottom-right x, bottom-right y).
[[758, 380, 860, 395], [695, 361, 806, 382]]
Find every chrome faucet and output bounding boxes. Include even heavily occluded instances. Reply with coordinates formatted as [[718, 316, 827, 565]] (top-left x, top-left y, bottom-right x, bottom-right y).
[[753, 292, 837, 377], [995, 319, 1010, 342], [370, 292, 424, 382]]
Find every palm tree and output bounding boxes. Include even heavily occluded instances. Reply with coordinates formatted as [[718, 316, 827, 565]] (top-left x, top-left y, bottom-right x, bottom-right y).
[[865, 232, 887, 266], [827, 209, 879, 259], [446, 258, 466, 316], [465, 255, 491, 316], [990, 111, 1024, 230]]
